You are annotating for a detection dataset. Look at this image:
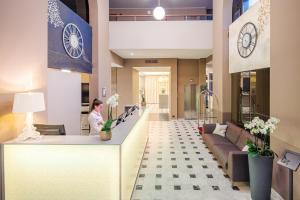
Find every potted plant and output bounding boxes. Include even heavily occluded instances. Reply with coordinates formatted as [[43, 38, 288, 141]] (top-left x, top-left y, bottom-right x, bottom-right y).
[[244, 117, 280, 200], [100, 93, 119, 141]]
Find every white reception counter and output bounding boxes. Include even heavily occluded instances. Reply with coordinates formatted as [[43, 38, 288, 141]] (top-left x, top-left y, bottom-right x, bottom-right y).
[[2, 109, 149, 200]]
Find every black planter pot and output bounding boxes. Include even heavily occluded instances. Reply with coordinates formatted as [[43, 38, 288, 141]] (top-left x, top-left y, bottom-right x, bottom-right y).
[[248, 155, 273, 200]]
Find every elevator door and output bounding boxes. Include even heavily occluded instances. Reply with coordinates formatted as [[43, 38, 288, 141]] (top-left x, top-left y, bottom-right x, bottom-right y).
[[184, 84, 198, 119]]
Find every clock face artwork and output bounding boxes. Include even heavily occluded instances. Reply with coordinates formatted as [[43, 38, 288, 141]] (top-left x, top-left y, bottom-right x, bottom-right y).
[[237, 22, 257, 58], [63, 23, 84, 59]]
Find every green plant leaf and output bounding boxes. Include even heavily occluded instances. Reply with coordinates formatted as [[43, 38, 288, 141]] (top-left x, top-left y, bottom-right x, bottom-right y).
[[101, 119, 115, 133]]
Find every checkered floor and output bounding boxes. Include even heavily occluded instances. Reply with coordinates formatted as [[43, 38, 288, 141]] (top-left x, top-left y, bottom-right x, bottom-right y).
[[131, 119, 251, 200]]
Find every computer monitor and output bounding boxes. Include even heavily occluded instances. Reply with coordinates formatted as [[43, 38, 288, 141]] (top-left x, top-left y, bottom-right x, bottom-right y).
[[116, 112, 126, 126], [126, 105, 139, 117]]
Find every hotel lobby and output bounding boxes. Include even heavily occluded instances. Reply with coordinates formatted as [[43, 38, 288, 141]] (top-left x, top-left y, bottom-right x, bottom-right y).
[[0, 0, 299, 200]]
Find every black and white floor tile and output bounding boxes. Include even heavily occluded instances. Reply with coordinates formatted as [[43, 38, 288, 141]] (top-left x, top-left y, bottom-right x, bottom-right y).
[[131, 119, 252, 200]]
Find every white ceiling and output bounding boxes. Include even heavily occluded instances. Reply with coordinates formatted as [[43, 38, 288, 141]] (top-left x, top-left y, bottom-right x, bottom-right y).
[[139, 71, 170, 76], [133, 67, 170, 72], [112, 49, 213, 59], [134, 67, 171, 76]]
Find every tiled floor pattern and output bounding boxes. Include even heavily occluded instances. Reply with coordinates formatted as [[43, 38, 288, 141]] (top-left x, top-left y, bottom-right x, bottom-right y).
[[131, 119, 251, 200]]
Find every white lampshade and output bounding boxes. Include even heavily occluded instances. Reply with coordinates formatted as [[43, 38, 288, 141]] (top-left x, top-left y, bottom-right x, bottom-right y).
[[13, 92, 45, 113], [153, 6, 165, 20]]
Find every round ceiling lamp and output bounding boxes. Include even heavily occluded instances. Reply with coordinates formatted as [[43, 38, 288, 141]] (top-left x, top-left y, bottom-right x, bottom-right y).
[[153, 0, 165, 20]]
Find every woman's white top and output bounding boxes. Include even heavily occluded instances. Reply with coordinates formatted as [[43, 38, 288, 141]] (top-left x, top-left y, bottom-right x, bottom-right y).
[[88, 110, 104, 135]]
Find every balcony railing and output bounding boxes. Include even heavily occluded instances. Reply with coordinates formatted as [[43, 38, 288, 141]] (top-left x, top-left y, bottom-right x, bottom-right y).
[[109, 13, 213, 21]]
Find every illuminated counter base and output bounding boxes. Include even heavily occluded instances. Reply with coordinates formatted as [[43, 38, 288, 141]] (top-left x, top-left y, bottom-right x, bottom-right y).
[[3, 109, 149, 200]]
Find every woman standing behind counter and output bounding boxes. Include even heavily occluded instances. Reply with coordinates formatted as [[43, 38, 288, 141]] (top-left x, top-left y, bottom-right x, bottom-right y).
[[88, 98, 104, 135]]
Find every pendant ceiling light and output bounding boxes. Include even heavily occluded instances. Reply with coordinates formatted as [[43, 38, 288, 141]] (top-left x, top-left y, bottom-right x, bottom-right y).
[[153, 0, 165, 20]]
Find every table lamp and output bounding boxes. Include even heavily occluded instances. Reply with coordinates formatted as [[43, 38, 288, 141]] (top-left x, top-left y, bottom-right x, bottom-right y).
[[13, 92, 45, 141]]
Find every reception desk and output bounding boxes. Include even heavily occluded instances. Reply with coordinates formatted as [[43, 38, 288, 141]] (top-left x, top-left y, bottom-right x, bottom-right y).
[[2, 109, 149, 200]]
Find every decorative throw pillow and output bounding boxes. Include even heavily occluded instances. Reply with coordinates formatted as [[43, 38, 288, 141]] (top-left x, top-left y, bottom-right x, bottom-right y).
[[213, 123, 228, 137], [242, 145, 249, 152]]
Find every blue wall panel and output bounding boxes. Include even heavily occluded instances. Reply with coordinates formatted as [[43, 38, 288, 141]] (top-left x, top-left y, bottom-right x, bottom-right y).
[[243, 0, 250, 12], [48, 0, 92, 73]]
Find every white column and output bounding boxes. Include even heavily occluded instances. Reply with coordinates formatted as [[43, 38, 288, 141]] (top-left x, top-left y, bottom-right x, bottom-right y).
[[213, 0, 233, 122]]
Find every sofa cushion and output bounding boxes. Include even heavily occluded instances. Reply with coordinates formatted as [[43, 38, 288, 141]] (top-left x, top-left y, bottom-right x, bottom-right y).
[[225, 122, 243, 144], [203, 134, 232, 147], [213, 144, 240, 169], [213, 123, 228, 137], [236, 130, 255, 150], [203, 124, 216, 134]]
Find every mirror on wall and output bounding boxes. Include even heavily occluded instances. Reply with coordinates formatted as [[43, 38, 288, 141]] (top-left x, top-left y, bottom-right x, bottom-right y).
[[231, 68, 270, 126]]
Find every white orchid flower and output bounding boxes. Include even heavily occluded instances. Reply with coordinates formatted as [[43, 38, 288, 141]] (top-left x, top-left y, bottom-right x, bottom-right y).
[[106, 93, 119, 108], [244, 116, 280, 135]]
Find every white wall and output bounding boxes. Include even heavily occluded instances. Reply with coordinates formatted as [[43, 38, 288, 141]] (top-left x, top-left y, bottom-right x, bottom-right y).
[[109, 21, 213, 50], [213, 0, 233, 122], [0, 0, 48, 143], [229, 1, 270, 73], [47, 69, 81, 135]]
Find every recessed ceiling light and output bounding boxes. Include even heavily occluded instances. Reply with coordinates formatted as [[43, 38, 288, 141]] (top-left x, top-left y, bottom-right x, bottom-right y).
[[61, 69, 71, 73]]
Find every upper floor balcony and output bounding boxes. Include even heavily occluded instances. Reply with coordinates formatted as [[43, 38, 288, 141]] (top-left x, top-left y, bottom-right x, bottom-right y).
[[109, 7, 213, 21], [108, 1, 213, 59]]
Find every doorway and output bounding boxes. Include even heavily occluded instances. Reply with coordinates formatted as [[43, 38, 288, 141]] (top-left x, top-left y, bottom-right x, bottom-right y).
[[231, 68, 270, 126], [134, 67, 171, 117], [184, 84, 198, 119]]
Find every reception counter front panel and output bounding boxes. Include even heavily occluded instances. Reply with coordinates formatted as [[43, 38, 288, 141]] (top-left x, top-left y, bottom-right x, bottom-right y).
[[4, 145, 120, 200], [3, 109, 149, 200], [121, 109, 149, 199]]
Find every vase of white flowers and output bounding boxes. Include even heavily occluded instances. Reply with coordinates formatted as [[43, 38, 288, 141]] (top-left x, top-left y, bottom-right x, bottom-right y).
[[244, 117, 280, 200], [100, 93, 119, 141]]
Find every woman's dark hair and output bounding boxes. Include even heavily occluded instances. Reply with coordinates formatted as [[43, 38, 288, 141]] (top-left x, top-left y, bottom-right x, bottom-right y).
[[91, 98, 103, 112]]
